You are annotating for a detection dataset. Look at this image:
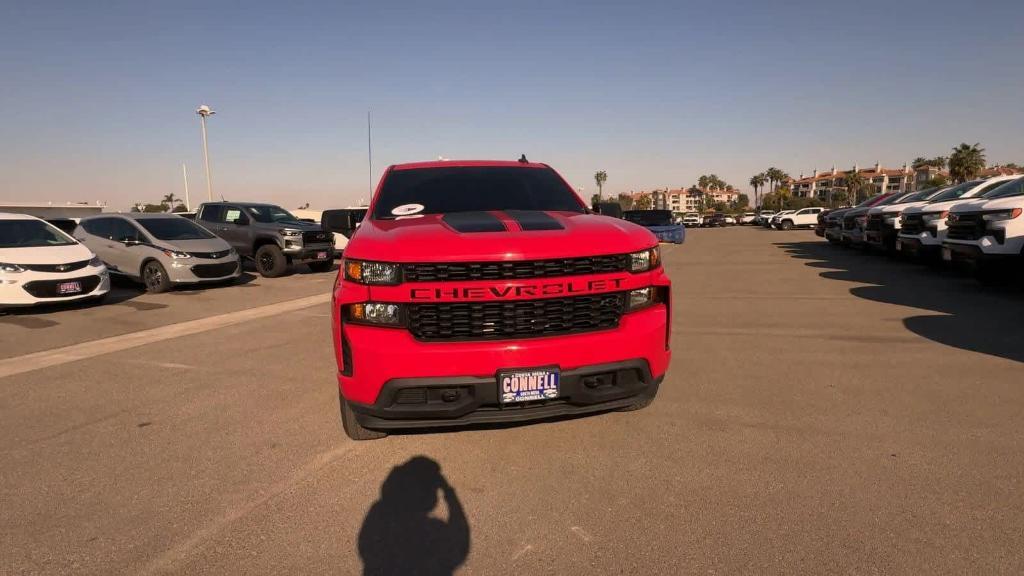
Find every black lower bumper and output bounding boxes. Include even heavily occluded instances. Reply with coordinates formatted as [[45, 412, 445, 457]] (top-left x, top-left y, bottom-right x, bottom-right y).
[[942, 242, 1013, 263], [349, 359, 661, 430], [896, 237, 939, 257]]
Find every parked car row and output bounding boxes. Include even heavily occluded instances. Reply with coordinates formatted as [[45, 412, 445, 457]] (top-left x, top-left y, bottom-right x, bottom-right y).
[[758, 207, 826, 230], [818, 174, 1024, 282], [1, 202, 347, 309]]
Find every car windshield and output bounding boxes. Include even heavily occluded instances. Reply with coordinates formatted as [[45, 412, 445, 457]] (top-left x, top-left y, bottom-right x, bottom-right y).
[[247, 205, 299, 223], [854, 194, 885, 208], [372, 166, 585, 219], [137, 217, 216, 240], [926, 181, 981, 202], [624, 210, 673, 226], [900, 187, 940, 202], [981, 177, 1024, 199], [0, 219, 77, 248]]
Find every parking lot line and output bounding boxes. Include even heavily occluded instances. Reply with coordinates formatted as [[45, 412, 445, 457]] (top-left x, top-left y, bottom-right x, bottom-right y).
[[0, 293, 331, 379]]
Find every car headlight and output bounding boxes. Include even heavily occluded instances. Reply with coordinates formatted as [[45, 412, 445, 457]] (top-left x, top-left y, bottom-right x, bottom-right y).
[[0, 262, 26, 273], [629, 246, 661, 273], [227, 247, 237, 256], [982, 208, 1022, 222], [280, 229, 303, 237], [88, 255, 103, 267], [160, 249, 191, 259], [921, 211, 948, 223], [344, 259, 401, 285], [346, 302, 404, 326]]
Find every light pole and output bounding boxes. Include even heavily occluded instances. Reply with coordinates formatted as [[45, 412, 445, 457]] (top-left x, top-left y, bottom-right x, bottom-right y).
[[196, 105, 215, 201]]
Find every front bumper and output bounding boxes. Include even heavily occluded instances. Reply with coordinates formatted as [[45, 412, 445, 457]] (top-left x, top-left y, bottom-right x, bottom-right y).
[[349, 359, 662, 429], [0, 267, 110, 307], [283, 243, 334, 263], [167, 256, 242, 284], [865, 224, 898, 249], [943, 239, 1021, 263]]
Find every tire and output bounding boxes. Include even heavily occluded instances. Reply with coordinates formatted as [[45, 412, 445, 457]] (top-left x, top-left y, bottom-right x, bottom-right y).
[[780, 220, 794, 231], [307, 260, 334, 273], [141, 260, 172, 293], [340, 393, 387, 441], [255, 244, 288, 278]]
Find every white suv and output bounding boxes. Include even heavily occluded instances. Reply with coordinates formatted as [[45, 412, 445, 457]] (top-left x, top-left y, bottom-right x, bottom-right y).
[[896, 176, 1020, 258], [944, 175, 1024, 270], [775, 207, 824, 230], [769, 210, 795, 229], [681, 213, 701, 227]]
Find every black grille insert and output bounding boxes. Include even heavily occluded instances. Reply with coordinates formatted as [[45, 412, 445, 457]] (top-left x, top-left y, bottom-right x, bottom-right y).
[[21, 260, 91, 273], [407, 292, 625, 341], [901, 214, 924, 235], [404, 254, 630, 282], [191, 262, 238, 278], [302, 230, 331, 244], [947, 214, 986, 241], [188, 250, 231, 259]]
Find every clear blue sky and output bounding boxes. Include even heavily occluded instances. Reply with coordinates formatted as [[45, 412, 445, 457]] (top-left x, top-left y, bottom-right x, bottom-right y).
[[1, 0, 1021, 210]]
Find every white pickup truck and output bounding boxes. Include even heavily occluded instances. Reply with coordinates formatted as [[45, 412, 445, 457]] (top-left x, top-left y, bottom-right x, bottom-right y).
[[944, 175, 1024, 278], [774, 207, 825, 230]]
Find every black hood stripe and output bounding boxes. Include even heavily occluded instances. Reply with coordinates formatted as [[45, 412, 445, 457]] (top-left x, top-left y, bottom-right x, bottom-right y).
[[503, 210, 564, 231], [442, 211, 507, 233]]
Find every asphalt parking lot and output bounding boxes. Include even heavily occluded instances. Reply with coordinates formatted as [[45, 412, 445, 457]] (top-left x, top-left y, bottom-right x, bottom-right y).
[[3, 228, 1023, 575]]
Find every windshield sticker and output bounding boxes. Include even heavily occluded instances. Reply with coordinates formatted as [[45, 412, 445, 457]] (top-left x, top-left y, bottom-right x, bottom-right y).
[[391, 204, 424, 216]]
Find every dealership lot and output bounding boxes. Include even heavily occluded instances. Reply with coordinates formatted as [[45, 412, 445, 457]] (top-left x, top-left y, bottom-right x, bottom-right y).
[[3, 227, 1023, 575]]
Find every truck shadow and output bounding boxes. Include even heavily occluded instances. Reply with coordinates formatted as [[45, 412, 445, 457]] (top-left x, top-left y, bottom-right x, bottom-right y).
[[358, 456, 470, 576], [775, 241, 1024, 364]]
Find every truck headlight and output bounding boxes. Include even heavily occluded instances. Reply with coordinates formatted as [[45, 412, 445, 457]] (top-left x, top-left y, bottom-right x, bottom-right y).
[[625, 287, 666, 312], [629, 246, 660, 273], [344, 259, 401, 285], [982, 208, 1022, 221], [280, 229, 303, 237], [0, 262, 26, 273], [921, 210, 948, 223], [347, 302, 403, 326]]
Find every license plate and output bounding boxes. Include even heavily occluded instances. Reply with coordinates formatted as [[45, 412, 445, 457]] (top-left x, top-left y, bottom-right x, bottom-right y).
[[942, 247, 952, 261], [498, 368, 560, 404], [316, 252, 328, 260], [57, 281, 82, 295]]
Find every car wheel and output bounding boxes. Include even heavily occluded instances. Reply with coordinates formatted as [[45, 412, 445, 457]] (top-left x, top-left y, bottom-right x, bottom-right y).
[[780, 220, 793, 231], [141, 261, 172, 293], [307, 260, 334, 273], [255, 244, 288, 278], [340, 393, 387, 441]]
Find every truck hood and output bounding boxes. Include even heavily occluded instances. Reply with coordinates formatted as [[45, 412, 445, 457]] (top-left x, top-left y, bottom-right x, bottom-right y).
[[273, 219, 323, 231], [954, 196, 1020, 213], [904, 198, 976, 215], [0, 243, 95, 265], [345, 211, 659, 262]]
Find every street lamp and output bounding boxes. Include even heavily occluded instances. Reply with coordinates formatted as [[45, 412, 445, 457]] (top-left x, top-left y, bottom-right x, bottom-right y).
[[196, 105, 215, 202]]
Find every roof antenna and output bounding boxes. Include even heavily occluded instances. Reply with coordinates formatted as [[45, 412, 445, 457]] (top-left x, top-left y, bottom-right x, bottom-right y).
[[518, 154, 529, 163]]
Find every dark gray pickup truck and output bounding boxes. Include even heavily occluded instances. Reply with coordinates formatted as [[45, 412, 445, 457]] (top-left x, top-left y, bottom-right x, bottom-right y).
[[195, 202, 334, 277]]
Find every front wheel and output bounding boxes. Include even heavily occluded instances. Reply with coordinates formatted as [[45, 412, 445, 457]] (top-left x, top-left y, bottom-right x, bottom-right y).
[[340, 394, 387, 441], [780, 220, 794, 231], [255, 244, 288, 278], [142, 261, 171, 293]]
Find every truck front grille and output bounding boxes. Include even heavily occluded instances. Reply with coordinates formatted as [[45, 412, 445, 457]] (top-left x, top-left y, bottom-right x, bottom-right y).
[[403, 254, 630, 282], [406, 292, 625, 341], [302, 230, 331, 244], [946, 214, 986, 241], [865, 214, 883, 231], [901, 214, 924, 235]]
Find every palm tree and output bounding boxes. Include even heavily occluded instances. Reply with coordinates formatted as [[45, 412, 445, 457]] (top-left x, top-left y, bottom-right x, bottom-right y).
[[765, 167, 785, 194], [749, 173, 767, 208], [161, 193, 179, 212], [697, 175, 710, 192], [594, 171, 608, 202], [949, 143, 986, 183], [929, 156, 948, 169], [911, 157, 929, 170], [844, 171, 869, 203]]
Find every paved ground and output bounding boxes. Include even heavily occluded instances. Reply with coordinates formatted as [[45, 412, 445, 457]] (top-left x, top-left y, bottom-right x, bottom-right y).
[[2, 228, 1023, 575]]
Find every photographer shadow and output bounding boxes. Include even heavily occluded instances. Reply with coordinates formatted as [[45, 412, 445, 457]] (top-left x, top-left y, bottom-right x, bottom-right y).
[[358, 456, 470, 576]]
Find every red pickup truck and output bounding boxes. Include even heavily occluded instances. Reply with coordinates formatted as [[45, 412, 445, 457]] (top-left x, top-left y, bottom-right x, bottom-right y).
[[326, 160, 672, 439]]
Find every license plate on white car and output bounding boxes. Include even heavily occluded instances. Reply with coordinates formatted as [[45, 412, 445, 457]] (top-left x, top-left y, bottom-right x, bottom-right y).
[[316, 252, 328, 260], [57, 281, 82, 295], [498, 368, 560, 404]]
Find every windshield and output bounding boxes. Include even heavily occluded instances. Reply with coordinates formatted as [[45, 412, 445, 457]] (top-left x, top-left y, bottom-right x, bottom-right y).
[[624, 210, 673, 226], [137, 217, 216, 240], [926, 180, 981, 202], [372, 166, 584, 219], [981, 177, 1024, 199], [0, 219, 78, 248], [247, 205, 299, 223], [855, 194, 886, 208], [899, 187, 940, 202]]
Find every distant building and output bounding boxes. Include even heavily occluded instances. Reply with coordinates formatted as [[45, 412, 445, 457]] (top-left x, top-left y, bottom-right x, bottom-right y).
[[790, 163, 914, 199]]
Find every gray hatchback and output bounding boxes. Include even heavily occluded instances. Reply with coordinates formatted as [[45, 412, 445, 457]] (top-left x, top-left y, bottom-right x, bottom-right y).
[[74, 214, 241, 293]]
